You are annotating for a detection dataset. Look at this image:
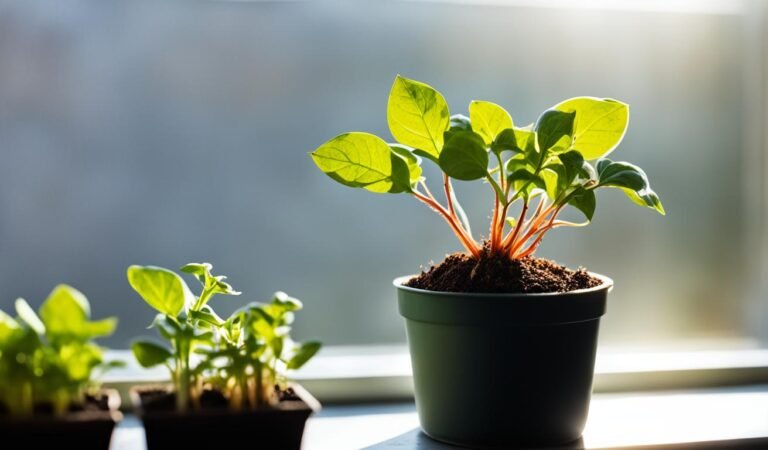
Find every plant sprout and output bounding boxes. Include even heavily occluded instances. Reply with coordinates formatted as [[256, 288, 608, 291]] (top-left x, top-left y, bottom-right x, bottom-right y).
[[128, 263, 320, 412], [0, 285, 120, 416], [311, 76, 664, 259]]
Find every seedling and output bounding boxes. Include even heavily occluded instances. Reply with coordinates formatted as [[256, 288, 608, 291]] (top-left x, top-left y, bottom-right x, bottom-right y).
[[128, 263, 320, 411], [0, 285, 119, 416], [311, 76, 664, 259]]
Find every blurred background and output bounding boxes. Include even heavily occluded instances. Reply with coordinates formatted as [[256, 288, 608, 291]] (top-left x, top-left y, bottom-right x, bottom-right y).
[[0, 0, 765, 351]]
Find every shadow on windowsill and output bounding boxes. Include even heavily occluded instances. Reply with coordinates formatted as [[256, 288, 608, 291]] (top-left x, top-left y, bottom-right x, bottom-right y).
[[362, 428, 584, 449]]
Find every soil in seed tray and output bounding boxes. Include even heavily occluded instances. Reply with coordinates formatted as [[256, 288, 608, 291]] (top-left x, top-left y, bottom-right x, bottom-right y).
[[405, 251, 602, 294], [139, 386, 300, 413]]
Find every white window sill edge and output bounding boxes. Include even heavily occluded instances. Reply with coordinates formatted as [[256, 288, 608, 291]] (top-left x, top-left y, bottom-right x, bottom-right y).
[[102, 339, 768, 405]]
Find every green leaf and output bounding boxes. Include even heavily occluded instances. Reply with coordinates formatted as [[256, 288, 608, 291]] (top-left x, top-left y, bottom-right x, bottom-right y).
[[387, 75, 450, 158], [287, 341, 322, 370], [189, 307, 225, 328], [555, 97, 629, 160], [491, 126, 536, 155], [132, 340, 172, 368], [535, 109, 575, 154], [558, 150, 586, 186], [580, 160, 597, 180], [15, 298, 44, 335], [508, 169, 546, 199], [127, 265, 193, 317], [0, 310, 20, 343], [390, 144, 423, 186], [621, 187, 666, 215], [40, 284, 117, 341], [181, 262, 241, 297], [438, 130, 489, 181], [272, 291, 303, 312], [469, 100, 513, 145], [568, 187, 596, 221], [311, 132, 412, 194], [539, 163, 567, 200], [596, 159, 664, 214], [150, 314, 181, 340], [505, 152, 536, 174], [449, 114, 472, 131]]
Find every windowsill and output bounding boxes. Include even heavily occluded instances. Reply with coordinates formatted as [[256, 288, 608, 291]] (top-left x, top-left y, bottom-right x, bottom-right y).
[[111, 384, 768, 449], [104, 343, 768, 404]]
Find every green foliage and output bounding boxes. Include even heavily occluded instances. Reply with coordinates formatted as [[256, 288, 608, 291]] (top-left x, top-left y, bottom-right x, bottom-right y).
[[469, 100, 513, 145], [555, 97, 629, 160], [128, 263, 321, 412], [127, 265, 192, 317], [439, 131, 488, 181], [387, 75, 449, 159], [310, 76, 664, 259], [0, 285, 119, 417], [310, 132, 414, 194]]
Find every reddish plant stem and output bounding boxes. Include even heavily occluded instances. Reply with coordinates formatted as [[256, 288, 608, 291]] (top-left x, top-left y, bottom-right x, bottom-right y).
[[503, 201, 529, 257], [512, 204, 564, 259], [489, 195, 501, 250], [501, 196, 545, 251], [412, 191, 481, 258], [507, 202, 558, 256]]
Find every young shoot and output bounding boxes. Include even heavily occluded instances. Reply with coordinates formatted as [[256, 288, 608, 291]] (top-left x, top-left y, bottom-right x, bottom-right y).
[[311, 76, 664, 260], [128, 263, 320, 412], [0, 285, 120, 417]]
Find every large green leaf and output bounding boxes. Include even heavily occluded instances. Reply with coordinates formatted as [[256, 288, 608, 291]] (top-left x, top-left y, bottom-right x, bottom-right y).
[[438, 130, 489, 181], [311, 132, 412, 194], [132, 340, 172, 368], [40, 284, 117, 341], [469, 100, 513, 145], [387, 75, 450, 159], [287, 341, 321, 370], [556, 97, 629, 160], [568, 187, 596, 221], [127, 265, 193, 317], [535, 109, 575, 154]]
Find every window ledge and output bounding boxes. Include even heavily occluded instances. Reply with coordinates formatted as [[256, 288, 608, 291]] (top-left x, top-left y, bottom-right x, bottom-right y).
[[104, 344, 768, 404]]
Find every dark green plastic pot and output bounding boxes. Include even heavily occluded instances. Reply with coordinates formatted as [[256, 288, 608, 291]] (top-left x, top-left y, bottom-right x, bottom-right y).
[[395, 274, 612, 448]]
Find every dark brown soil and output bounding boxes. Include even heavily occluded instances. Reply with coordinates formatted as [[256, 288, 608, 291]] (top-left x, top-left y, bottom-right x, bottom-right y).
[[139, 385, 298, 413], [0, 392, 110, 418], [405, 252, 601, 294]]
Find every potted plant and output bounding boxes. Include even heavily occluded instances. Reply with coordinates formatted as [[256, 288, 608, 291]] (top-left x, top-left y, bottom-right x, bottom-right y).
[[311, 76, 664, 447], [127, 262, 322, 450], [0, 284, 123, 449]]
